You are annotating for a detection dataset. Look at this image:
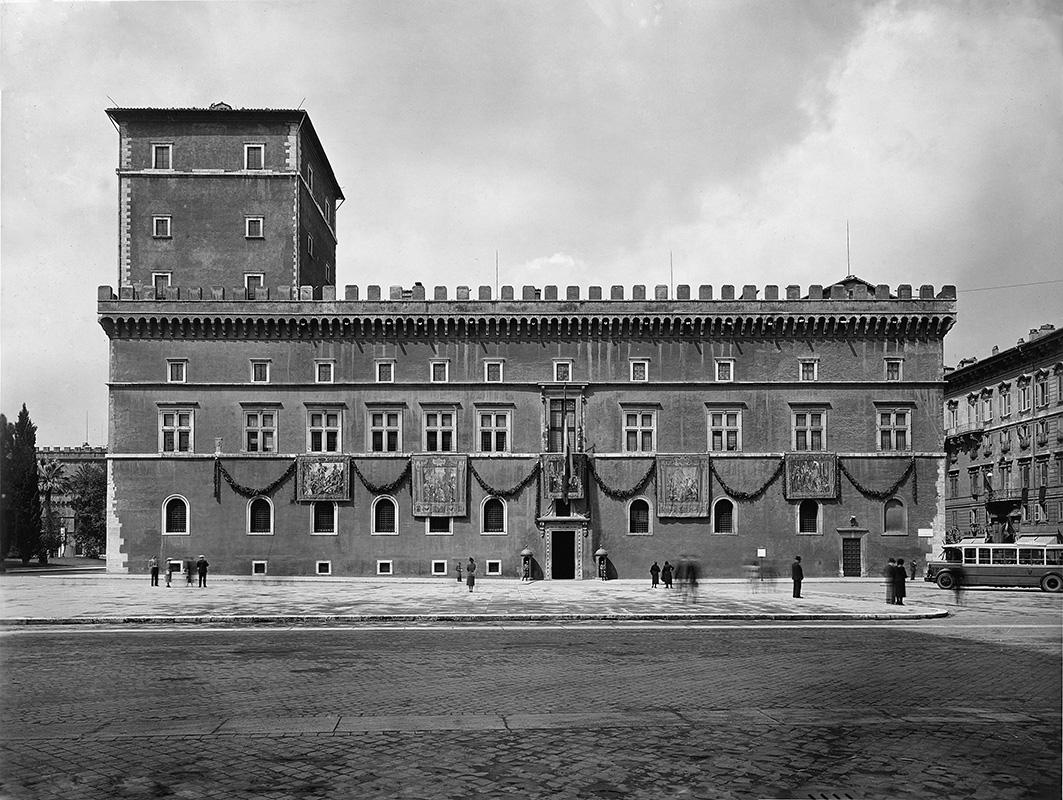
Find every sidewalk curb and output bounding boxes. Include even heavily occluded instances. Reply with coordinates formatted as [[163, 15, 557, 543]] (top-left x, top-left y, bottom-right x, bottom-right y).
[[0, 609, 951, 627]]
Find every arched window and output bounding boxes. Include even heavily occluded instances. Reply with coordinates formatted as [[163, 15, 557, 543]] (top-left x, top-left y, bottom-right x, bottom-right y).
[[798, 500, 819, 534], [163, 496, 188, 535], [884, 497, 907, 534], [312, 501, 336, 534], [628, 498, 650, 534], [248, 497, 273, 535], [713, 498, 735, 534], [373, 496, 397, 534], [482, 497, 506, 534]]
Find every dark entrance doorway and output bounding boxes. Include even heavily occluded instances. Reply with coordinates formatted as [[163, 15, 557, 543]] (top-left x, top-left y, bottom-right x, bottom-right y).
[[842, 538, 862, 577], [551, 530, 576, 579]]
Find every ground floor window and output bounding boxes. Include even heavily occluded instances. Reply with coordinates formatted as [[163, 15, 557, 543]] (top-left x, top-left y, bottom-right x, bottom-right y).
[[312, 501, 336, 534], [251, 560, 267, 575], [798, 500, 819, 534], [628, 498, 651, 534], [163, 496, 188, 535], [884, 497, 907, 534], [431, 560, 448, 575], [316, 561, 331, 575], [486, 559, 502, 575], [377, 560, 393, 575], [248, 497, 273, 535], [713, 498, 735, 534], [373, 496, 397, 534]]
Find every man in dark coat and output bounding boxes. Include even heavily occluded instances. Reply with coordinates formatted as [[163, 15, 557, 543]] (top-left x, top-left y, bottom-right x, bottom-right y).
[[893, 558, 907, 605], [649, 561, 660, 588], [791, 556, 803, 598], [196, 555, 209, 588]]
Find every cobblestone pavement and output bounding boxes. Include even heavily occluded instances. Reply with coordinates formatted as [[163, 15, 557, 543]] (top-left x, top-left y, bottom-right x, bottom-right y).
[[1, 608, 1060, 800]]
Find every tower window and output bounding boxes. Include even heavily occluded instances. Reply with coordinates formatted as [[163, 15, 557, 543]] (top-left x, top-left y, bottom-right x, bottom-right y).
[[152, 144, 172, 170], [152, 216, 171, 238], [244, 144, 264, 170], [245, 217, 264, 238]]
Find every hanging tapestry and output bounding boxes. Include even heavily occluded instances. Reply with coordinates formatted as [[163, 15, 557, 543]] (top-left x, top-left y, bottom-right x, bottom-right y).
[[296, 456, 350, 502], [784, 453, 838, 500], [541, 453, 586, 500], [411, 455, 468, 516], [656, 455, 711, 517]]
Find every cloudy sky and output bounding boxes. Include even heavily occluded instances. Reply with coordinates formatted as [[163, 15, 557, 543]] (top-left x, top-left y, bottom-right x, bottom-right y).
[[2, 0, 1061, 446]]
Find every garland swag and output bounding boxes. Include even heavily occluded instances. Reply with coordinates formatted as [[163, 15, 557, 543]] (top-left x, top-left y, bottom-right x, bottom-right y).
[[710, 457, 784, 503], [469, 460, 541, 499], [213, 458, 297, 503], [350, 459, 411, 495], [838, 457, 917, 502], [586, 458, 656, 500]]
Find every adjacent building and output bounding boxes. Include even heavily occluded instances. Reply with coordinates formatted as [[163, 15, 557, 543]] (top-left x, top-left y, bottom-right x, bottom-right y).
[[944, 324, 1063, 544], [36, 445, 108, 557], [100, 105, 958, 579]]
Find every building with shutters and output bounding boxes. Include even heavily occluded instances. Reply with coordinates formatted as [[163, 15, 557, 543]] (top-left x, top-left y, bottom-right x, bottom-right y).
[[99, 105, 958, 579]]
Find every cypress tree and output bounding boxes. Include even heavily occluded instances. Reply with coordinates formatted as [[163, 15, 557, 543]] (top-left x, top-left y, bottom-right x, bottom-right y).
[[10, 405, 42, 565], [0, 413, 14, 569]]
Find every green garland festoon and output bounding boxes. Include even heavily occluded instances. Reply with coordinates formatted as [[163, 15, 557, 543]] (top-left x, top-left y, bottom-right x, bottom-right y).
[[350, 459, 411, 495], [469, 460, 540, 499], [586, 458, 656, 500], [709, 457, 785, 503], [838, 456, 916, 501], [213, 458, 297, 503]]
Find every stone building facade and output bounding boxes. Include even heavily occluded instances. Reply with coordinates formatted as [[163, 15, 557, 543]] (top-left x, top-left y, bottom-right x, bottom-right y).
[[100, 106, 957, 579], [36, 445, 108, 557], [944, 324, 1063, 544]]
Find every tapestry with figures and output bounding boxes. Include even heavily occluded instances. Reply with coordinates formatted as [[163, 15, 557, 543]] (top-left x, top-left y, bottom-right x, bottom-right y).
[[784, 453, 838, 500], [656, 455, 711, 517], [296, 456, 350, 502], [541, 453, 586, 500], [411, 455, 468, 516]]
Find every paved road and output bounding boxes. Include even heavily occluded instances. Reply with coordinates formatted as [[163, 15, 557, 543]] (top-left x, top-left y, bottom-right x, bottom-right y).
[[1, 588, 1060, 800]]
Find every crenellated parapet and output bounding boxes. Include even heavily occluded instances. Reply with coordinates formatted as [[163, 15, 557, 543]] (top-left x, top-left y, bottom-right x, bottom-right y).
[[98, 281, 956, 341]]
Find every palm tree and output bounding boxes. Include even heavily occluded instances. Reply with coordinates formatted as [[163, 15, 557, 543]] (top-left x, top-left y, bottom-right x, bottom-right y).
[[37, 459, 68, 563]]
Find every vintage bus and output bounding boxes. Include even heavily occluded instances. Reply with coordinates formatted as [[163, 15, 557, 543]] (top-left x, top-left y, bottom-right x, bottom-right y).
[[926, 542, 1063, 592]]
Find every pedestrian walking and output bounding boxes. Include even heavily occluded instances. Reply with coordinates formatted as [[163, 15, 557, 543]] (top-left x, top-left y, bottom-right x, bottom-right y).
[[661, 561, 673, 588], [909, 559, 918, 581], [893, 558, 907, 606], [196, 555, 209, 588], [791, 555, 803, 598], [745, 560, 760, 594], [165, 559, 174, 588], [884, 558, 896, 604], [951, 565, 966, 606], [466, 557, 476, 592], [185, 561, 194, 586], [149, 556, 159, 587], [685, 558, 701, 604], [649, 561, 660, 588], [456, 561, 463, 583]]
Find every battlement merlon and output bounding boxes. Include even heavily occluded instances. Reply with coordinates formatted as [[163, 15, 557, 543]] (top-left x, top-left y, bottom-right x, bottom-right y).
[[98, 283, 957, 340]]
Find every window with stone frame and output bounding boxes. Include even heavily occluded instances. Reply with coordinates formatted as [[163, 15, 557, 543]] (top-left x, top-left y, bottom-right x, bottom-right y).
[[244, 143, 264, 170], [884, 359, 903, 381], [478, 411, 509, 453], [163, 496, 188, 535], [152, 143, 172, 170], [630, 360, 649, 382], [312, 502, 336, 534], [1035, 375, 1049, 407], [999, 386, 1012, 417], [484, 361, 504, 383], [307, 410, 341, 453], [1035, 419, 1048, 444], [482, 497, 506, 534], [982, 393, 993, 423], [160, 409, 193, 453], [251, 360, 270, 383], [792, 410, 825, 451], [372, 496, 397, 534], [167, 359, 187, 384], [248, 497, 273, 535], [423, 410, 455, 452], [947, 472, 958, 498], [798, 500, 819, 533], [427, 516, 452, 535], [152, 215, 171, 238], [547, 398, 577, 453], [877, 409, 910, 451], [623, 409, 656, 453], [712, 498, 735, 534], [1000, 462, 1012, 490], [244, 410, 276, 453], [1035, 458, 1049, 488], [628, 498, 651, 534], [369, 410, 401, 452], [708, 410, 741, 452], [430, 361, 449, 383], [376, 361, 395, 383], [1019, 460, 1031, 489], [1018, 381, 1031, 413], [715, 359, 735, 382], [799, 360, 818, 382]]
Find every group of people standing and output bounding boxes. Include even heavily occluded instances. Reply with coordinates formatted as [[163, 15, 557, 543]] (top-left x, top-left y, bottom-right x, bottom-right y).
[[648, 556, 805, 600], [884, 558, 909, 605], [455, 557, 476, 592], [148, 555, 209, 588]]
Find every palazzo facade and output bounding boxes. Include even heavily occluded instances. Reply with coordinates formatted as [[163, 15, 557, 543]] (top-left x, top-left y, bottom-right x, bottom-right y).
[[100, 106, 958, 579]]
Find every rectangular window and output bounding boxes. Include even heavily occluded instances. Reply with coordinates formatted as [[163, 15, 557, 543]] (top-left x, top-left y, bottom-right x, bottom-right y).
[[799, 360, 818, 382], [307, 234, 314, 257], [946, 405, 958, 430], [1000, 462, 1012, 489], [793, 411, 825, 451], [244, 274, 265, 295], [548, 398, 577, 453], [878, 409, 910, 451], [376, 361, 394, 383], [312, 502, 336, 534], [1035, 459, 1049, 488], [478, 411, 510, 453], [484, 361, 503, 383], [1036, 420, 1048, 442], [1000, 389, 1012, 417], [427, 516, 452, 535], [315, 361, 334, 384], [152, 273, 172, 294], [252, 560, 268, 575], [554, 361, 572, 382], [369, 410, 401, 452], [245, 410, 277, 453], [947, 472, 958, 498], [160, 409, 193, 453], [1036, 377, 1049, 407], [430, 361, 449, 383], [376, 561, 393, 575], [316, 561, 332, 575], [715, 359, 734, 382], [424, 411, 455, 452], [982, 395, 993, 423], [251, 360, 270, 383], [630, 360, 649, 382], [1019, 384, 1031, 412], [152, 144, 172, 170], [152, 216, 171, 238], [708, 410, 741, 452], [167, 360, 186, 384], [623, 410, 656, 453], [1019, 461, 1030, 489], [245, 217, 264, 238], [308, 410, 341, 453], [969, 468, 980, 497], [431, 560, 448, 576], [486, 560, 502, 576], [307, 165, 314, 192], [884, 359, 903, 381], [244, 144, 264, 170], [324, 199, 332, 224]]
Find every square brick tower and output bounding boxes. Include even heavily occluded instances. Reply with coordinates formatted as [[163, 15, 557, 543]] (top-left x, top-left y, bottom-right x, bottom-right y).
[[106, 102, 343, 296]]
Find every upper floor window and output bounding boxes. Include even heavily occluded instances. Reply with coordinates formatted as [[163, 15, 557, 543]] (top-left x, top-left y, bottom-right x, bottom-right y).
[[159, 409, 193, 453], [152, 143, 172, 170], [245, 217, 264, 239], [248, 497, 273, 535], [1035, 458, 1049, 487], [369, 410, 401, 452], [307, 165, 314, 192], [1035, 419, 1048, 443], [883, 497, 907, 534], [478, 411, 509, 453], [947, 472, 958, 498], [630, 360, 649, 382], [999, 387, 1012, 417], [245, 410, 276, 453], [946, 403, 958, 430], [1035, 376, 1049, 407], [424, 411, 455, 452], [324, 199, 332, 224], [878, 409, 910, 451], [244, 274, 264, 294], [152, 272, 171, 294], [152, 216, 172, 238], [792, 411, 825, 451], [484, 361, 504, 383], [308, 410, 340, 453], [430, 361, 449, 383], [799, 360, 818, 382], [547, 398, 577, 453], [315, 361, 334, 384], [798, 500, 819, 534], [1019, 460, 1031, 488], [167, 359, 186, 384], [1019, 382, 1031, 413], [244, 143, 264, 170], [250, 360, 270, 383], [376, 361, 395, 383], [623, 409, 656, 453], [554, 361, 572, 382], [312, 501, 336, 535], [307, 234, 314, 257], [884, 359, 903, 381], [715, 359, 734, 383], [982, 394, 993, 423], [708, 410, 741, 452]]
